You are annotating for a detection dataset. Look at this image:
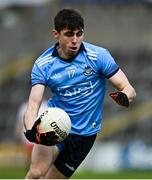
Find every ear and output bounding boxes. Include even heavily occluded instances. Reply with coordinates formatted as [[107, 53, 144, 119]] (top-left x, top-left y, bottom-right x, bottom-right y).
[[52, 29, 59, 39]]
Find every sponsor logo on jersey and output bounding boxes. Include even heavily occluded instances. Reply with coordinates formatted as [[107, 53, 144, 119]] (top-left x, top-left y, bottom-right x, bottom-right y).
[[57, 81, 93, 97], [83, 66, 93, 76]]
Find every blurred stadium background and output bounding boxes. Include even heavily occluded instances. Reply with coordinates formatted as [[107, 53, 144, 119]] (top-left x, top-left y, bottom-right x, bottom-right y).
[[0, 0, 152, 178]]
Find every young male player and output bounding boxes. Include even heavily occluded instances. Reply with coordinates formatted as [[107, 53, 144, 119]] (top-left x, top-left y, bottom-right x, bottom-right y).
[[24, 9, 136, 179]]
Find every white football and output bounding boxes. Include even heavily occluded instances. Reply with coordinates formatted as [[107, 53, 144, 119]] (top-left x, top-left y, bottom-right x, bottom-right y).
[[38, 107, 71, 142]]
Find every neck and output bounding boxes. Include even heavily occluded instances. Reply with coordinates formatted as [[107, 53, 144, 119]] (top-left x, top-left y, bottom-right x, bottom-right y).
[[57, 47, 69, 59]]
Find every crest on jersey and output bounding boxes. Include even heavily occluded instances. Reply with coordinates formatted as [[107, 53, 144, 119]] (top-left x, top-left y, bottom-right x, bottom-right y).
[[83, 66, 93, 76]]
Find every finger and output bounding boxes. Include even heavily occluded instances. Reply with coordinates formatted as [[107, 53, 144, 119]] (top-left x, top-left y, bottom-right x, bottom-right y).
[[46, 131, 56, 136]]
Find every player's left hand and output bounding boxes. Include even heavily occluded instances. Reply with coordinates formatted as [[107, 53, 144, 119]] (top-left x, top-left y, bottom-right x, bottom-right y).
[[109, 91, 129, 107], [24, 119, 59, 146], [38, 131, 59, 146]]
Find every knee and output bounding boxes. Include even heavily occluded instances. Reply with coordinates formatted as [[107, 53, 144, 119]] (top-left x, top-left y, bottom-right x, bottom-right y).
[[26, 165, 45, 179]]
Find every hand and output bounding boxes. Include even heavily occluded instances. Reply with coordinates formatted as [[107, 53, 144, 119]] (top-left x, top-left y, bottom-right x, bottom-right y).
[[24, 118, 41, 143], [109, 91, 129, 107], [39, 131, 59, 146], [24, 119, 59, 146]]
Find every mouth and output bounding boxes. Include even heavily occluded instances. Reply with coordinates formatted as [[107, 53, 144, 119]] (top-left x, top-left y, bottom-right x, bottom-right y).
[[69, 47, 78, 51]]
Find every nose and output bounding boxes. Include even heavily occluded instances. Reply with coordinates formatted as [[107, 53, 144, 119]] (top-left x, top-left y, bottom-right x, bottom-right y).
[[72, 35, 77, 44]]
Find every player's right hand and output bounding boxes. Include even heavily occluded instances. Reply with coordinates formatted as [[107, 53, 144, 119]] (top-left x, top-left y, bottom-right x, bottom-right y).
[[24, 119, 59, 146], [24, 118, 41, 143]]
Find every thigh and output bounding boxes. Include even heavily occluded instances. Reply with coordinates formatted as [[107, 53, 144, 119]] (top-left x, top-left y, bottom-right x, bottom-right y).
[[45, 164, 67, 179], [30, 144, 57, 173]]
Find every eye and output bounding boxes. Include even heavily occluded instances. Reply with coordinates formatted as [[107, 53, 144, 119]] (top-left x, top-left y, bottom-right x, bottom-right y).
[[64, 31, 74, 37], [63, 30, 84, 37], [76, 30, 84, 37]]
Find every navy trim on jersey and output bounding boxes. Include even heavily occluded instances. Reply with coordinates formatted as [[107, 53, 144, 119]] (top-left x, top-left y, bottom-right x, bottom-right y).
[[32, 82, 47, 87], [106, 67, 119, 79], [51, 42, 86, 63]]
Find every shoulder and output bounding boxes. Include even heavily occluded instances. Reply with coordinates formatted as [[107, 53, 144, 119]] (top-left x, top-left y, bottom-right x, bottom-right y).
[[83, 41, 107, 54], [83, 42, 110, 59], [83, 42, 112, 64], [35, 45, 56, 68]]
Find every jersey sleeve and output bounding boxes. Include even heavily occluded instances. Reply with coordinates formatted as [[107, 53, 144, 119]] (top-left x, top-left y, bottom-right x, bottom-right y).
[[31, 63, 47, 86], [98, 48, 119, 79]]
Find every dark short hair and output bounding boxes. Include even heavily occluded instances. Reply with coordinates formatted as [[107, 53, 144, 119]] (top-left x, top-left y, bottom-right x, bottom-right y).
[[54, 9, 84, 32]]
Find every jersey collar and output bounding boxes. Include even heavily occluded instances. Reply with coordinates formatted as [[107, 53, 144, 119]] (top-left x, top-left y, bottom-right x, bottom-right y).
[[52, 42, 86, 63]]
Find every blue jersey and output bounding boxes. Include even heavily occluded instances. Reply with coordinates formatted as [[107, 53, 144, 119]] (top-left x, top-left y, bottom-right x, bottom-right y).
[[31, 42, 119, 136]]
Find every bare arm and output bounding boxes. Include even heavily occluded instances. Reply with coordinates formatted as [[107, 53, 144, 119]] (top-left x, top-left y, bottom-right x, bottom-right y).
[[109, 69, 136, 104], [24, 84, 45, 131]]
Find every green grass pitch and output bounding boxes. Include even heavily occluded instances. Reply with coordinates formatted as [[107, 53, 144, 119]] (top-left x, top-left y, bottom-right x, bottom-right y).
[[0, 167, 152, 179]]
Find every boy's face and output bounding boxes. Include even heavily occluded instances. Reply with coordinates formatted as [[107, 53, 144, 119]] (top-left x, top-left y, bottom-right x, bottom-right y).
[[53, 28, 84, 59]]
